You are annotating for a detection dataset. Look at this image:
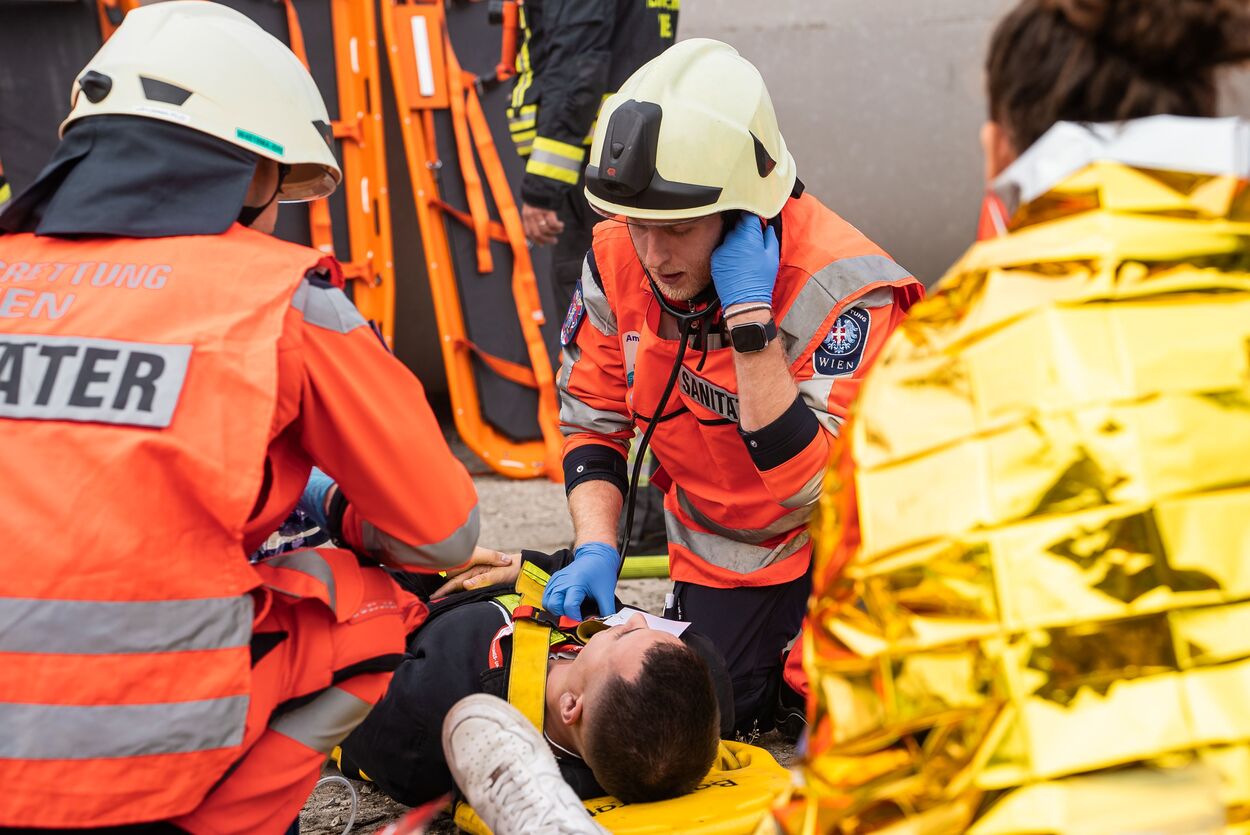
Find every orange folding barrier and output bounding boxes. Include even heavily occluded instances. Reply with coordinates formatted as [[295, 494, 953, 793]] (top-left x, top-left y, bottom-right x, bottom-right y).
[[283, 0, 397, 345], [96, 0, 139, 40], [381, 0, 563, 480]]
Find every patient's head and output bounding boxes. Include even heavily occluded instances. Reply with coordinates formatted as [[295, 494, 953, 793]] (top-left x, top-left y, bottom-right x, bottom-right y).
[[982, 0, 1250, 177], [551, 613, 720, 803]]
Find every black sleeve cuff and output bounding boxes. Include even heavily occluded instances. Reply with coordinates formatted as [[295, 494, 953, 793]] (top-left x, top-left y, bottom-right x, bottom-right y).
[[563, 444, 628, 497], [325, 486, 349, 543], [521, 174, 569, 211], [738, 394, 821, 472]]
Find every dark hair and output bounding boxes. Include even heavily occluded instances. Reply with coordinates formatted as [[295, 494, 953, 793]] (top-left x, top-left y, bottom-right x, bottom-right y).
[[582, 642, 719, 803], [986, 0, 1250, 152]]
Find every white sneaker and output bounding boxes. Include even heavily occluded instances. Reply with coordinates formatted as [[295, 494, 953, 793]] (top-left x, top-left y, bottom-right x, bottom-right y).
[[442, 694, 608, 835]]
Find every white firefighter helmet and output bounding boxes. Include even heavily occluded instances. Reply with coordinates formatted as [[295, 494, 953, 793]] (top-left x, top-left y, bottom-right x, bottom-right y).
[[585, 38, 797, 223], [62, 0, 340, 202]]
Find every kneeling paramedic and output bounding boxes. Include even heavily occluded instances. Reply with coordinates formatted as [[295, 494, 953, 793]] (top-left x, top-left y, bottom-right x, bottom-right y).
[[546, 38, 924, 734], [337, 548, 726, 814], [0, 3, 478, 831]]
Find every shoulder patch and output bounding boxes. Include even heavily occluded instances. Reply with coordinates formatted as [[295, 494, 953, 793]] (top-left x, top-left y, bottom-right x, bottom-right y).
[[561, 282, 587, 347], [813, 307, 870, 377]]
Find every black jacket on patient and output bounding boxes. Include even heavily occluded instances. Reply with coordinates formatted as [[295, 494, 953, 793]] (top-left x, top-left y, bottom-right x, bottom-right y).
[[338, 549, 732, 807]]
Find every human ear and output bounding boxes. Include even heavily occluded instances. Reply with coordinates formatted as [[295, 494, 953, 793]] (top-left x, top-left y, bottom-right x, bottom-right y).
[[558, 691, 583, 726]]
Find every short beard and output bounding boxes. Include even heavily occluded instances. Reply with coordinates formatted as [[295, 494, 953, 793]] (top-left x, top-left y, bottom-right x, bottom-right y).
[[654, 271, 713, 303]]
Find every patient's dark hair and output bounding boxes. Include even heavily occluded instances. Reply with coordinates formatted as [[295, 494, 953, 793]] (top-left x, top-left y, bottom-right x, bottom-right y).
[[987, 0, 1250, 152], [583, 642, 719, 803]]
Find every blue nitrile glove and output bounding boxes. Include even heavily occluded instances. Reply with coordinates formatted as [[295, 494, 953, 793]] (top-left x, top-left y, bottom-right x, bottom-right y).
[[542, 542, 621, 621], [710, 213, 781, 309], [297, 467, 335, 531]]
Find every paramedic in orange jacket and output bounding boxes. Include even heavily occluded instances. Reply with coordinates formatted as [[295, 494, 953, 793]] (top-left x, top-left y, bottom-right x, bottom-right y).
[[544, 39, 923, 734], [0, 3, 477, 832]]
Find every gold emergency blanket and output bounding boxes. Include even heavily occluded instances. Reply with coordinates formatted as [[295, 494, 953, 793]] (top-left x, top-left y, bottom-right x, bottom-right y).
[[784, 130, 1250, 833]]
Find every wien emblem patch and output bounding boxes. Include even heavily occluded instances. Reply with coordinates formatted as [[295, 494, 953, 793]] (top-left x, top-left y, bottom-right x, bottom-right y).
[[813, 308, 870, 377], [561, 282, 586, 347]]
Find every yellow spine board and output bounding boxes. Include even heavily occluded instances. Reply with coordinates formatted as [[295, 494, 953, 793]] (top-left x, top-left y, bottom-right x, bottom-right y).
[[455, 740, 791, 835]]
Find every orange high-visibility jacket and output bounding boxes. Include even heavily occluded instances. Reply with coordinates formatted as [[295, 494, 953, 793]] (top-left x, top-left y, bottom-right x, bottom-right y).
[[0, 225, 477, 827], [559, 194, 922, 588]]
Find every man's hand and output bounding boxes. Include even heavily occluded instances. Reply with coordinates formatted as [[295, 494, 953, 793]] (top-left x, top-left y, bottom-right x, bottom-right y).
[[711, 213, 780, 309], [522, 203, 564, 246], [430, 547, 519, 598], [542, 541, 620, 620]]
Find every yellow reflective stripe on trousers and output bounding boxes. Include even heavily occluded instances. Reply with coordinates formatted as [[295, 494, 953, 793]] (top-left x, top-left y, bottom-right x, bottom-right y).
[[527, 137, 586, 186], [508, 105, 537, 133], [0, 697, 249, 759], [0, 596, 252, 654], [511, 6, 533, 109]]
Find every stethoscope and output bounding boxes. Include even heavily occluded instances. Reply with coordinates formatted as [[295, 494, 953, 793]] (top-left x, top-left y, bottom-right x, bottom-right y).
[[616, 272, 721, 566]]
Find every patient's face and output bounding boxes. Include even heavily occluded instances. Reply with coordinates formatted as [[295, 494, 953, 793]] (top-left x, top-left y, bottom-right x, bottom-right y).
[[573, 612, 682, 688]]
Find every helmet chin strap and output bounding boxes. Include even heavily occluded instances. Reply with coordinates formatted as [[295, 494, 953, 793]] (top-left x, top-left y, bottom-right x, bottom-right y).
[[617, 271, 721, 565], [238, 163, 291, 227]]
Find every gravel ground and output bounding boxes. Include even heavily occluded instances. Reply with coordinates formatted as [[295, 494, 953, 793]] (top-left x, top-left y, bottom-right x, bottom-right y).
[[299, 471, 797, 834]]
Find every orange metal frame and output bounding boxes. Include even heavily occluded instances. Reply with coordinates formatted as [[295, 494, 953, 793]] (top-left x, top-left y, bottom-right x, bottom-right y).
[[95, 0, 139, 39], [283, 0, 397, 345], [381, 0, 563, 480]]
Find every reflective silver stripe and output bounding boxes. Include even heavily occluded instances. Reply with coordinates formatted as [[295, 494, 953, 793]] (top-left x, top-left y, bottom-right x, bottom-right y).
[[779, 470, 825, 510], [0, 334, 191, 428], [993, 117, 1250, 217], [291, 281, 367, 334], [0, 596, 252, 655], [560, 390, 632, 436], [557, 344, 632, 437], [666, 510, 811, 575], [265, 550, 338, 610], [796, 376, 846, 436], [528, 147, 583, 175], [675, 486, 814, 545], [557, 344, 579, 392], [270, 686, 373, 755], [780, 256, 912, 365], [362, 504, 480, 569], [0, 697, 248, 760], [579, 258, 617, 337]]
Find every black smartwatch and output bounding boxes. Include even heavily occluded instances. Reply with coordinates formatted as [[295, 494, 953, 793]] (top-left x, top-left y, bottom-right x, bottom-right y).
[[729, 318, 778, 353]]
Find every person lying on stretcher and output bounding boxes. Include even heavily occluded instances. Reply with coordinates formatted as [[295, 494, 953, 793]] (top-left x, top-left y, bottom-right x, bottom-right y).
[[334, 546, 732, 812]]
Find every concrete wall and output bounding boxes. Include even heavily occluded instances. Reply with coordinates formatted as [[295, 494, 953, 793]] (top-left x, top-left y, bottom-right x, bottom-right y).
[[682, 0, 1250, 284]]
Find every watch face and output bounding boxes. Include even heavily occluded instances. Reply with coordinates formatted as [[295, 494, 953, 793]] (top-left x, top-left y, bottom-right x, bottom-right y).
[[731, 322, 768, 353]]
